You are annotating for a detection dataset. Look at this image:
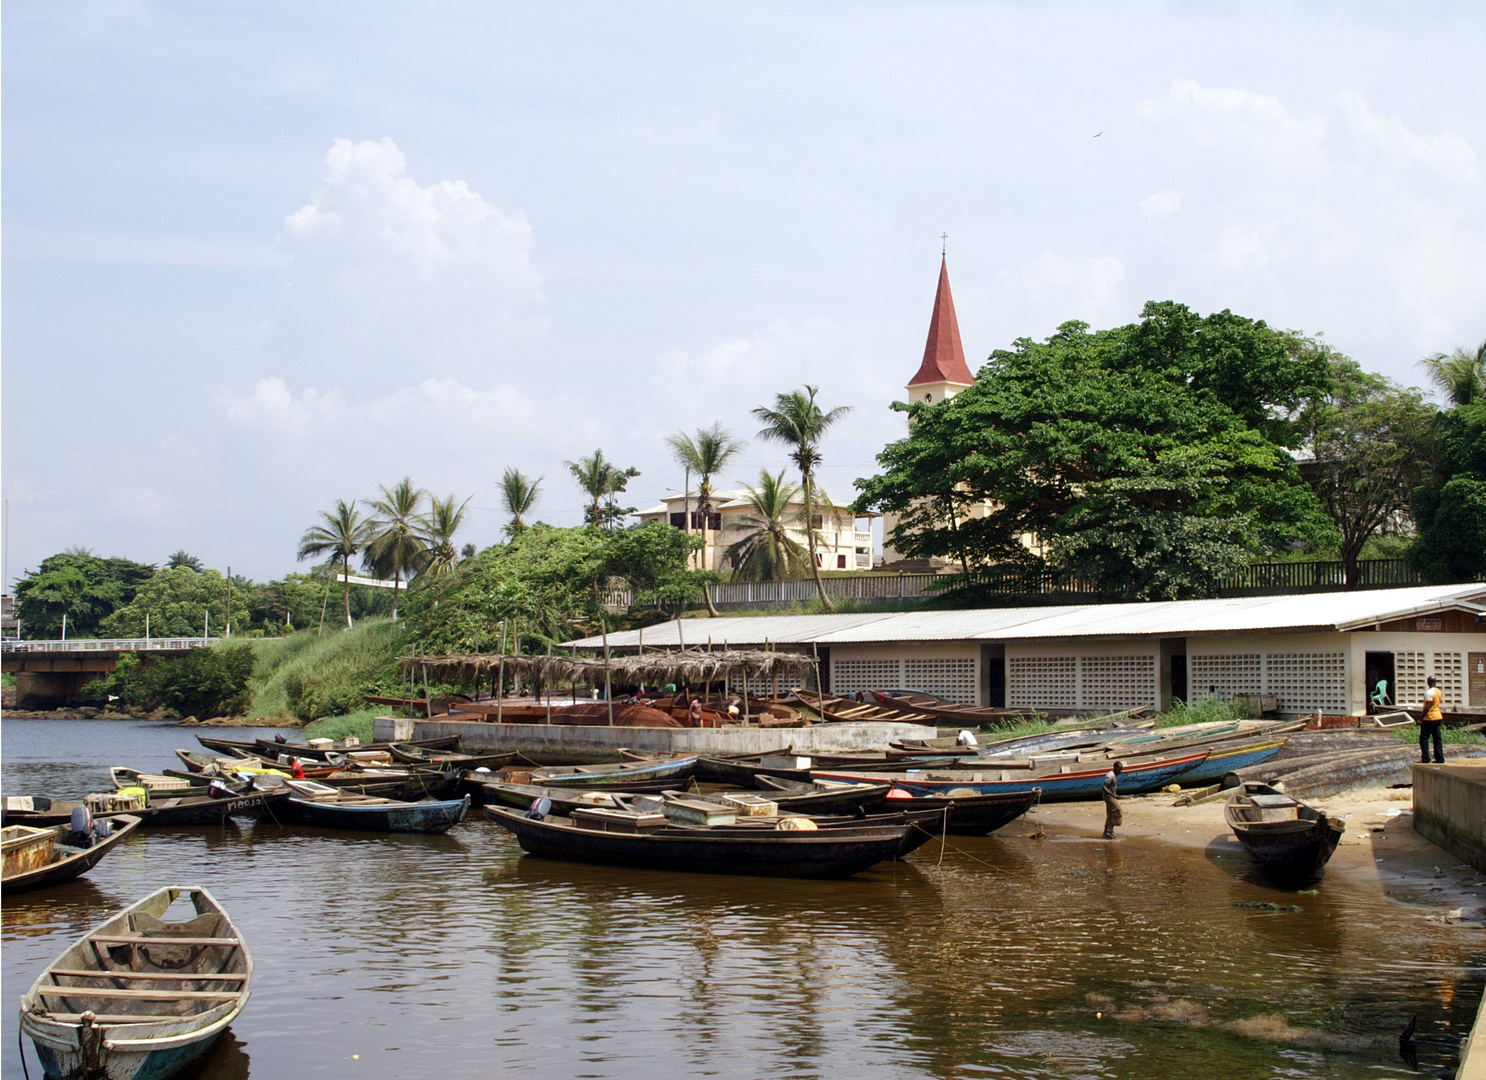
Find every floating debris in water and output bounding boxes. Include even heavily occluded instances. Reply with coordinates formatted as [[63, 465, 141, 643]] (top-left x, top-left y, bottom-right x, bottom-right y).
[[1235, 901, 1304, 913]]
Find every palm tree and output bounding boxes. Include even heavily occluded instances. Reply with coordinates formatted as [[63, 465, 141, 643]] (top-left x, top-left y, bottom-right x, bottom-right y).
[[1419, 340, 1486, 406], [665, 423, 746, 615], [565, 450, 640, 533], [166, 550, 204, 571], [753, 385, 852, 612], [363, 477, 428, 619], [500, 468, 543, 536], [418, 493, 472, 576], [724, 471, 812, 581], [297, 500, 373, 631]]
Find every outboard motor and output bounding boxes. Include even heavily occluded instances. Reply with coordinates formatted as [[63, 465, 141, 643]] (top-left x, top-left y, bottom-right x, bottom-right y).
[[274, 733, 288, 744], [69, 805, 95, 848], [207, 779, 233, 800], [524, 796, 552, 820]]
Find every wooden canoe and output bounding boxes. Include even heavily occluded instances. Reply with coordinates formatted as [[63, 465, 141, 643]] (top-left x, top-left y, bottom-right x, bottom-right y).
[[20, 884, 250, 1080], [695, 751, 897, 786], [484, 804, 909, 878], [274, 782, 470, 833], [791, 688, 937, 725], [525, 756, 699, 789], [386, 743, 518, 769], [1224, 782, 1344, 881], [2, 816, 142, 895]]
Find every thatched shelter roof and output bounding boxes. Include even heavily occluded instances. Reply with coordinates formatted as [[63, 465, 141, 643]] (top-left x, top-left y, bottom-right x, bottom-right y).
[[400, 648, 814, 687]]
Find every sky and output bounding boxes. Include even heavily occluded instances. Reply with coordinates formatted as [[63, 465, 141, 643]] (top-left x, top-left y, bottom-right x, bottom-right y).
[[4, 1, 1485, 587]]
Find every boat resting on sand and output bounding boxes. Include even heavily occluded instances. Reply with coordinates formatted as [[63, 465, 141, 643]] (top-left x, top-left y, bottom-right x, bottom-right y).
[[1224, 782, 1345, 881], [484, 804, 910, 878], [19, 884, 251, 1080], [3, 816, 142, 895], [1167, 738, 1288, 787], [812, 749, 1210, 801], [273, 781, 470, 833]]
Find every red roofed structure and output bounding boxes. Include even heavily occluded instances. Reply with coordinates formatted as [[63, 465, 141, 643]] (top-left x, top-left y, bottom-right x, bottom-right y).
[[907, 255, 975, 391]]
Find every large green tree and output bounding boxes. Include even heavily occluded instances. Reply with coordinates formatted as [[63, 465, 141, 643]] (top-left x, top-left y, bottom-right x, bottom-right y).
[[100, 566, 230, 638], [855, 302, 1334, 600], [1409, 401, 1486, 583], [605, 522, 713, 612], [1299, 354, 1435, 586], [754, 385, 851, 612], [13, 552, 157, 638]]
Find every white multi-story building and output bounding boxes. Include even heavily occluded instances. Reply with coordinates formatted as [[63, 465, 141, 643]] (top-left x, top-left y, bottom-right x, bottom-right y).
[[636, 489, 875, 575]]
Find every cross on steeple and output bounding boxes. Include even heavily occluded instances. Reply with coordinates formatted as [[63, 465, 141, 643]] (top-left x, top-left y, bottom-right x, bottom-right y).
[[940, 232, 948, 255]]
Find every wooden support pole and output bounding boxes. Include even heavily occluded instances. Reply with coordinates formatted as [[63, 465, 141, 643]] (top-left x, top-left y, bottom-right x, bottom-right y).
[[602, 614, 614, 726]]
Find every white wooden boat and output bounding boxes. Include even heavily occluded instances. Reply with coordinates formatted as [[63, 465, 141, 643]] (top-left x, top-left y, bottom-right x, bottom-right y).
[[19, 885, 251, 1080]]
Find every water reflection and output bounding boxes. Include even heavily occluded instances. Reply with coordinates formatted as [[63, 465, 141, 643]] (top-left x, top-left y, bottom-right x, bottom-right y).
[[2, 719, 1482, 1080]]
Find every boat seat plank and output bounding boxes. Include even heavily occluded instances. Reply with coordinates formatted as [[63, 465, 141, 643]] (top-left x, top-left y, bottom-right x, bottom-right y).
[[47, 969, 247, 982], [89, 935, 240, 946], [35, 1013, 184, 1024], [37, 987, 242, 1000]]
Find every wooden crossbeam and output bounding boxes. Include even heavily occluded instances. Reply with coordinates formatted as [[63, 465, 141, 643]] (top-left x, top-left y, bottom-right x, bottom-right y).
[[89, 935, 239, 946], [37, 988, 240, 1000], [47, 969, 247, 982]]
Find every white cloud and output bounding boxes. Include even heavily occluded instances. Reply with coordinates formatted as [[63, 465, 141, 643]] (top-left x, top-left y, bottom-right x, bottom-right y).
[[1139, 189, 1183, 220], [273, 137, 543, 381], [226, 377, 342, 433]]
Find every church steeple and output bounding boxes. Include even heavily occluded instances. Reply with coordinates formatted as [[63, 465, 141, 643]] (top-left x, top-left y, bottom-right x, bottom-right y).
[[906, 255, 975, 403]]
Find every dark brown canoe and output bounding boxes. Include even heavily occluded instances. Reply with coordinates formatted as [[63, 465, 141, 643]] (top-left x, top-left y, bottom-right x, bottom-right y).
[[1224, 782, 1345, 881]]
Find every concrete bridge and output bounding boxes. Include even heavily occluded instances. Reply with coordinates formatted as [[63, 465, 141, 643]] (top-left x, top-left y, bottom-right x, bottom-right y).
[[2, 638, 219, 709]]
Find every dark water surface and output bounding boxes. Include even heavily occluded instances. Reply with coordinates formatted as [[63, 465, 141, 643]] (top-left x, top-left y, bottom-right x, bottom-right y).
[[3, 719, 1481, 1079]]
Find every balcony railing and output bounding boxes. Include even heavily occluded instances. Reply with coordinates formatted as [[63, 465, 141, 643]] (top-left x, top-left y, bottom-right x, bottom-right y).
[[1, 637, 219, 653]]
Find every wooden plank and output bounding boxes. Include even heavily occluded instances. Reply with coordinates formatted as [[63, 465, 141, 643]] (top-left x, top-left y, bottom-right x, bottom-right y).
[[47, 969, 247, 982], [38, 987, 240, 1000], [88, 935, 239, 946]]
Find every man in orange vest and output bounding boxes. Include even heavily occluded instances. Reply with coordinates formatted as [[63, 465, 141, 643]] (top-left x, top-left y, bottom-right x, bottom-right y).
[[1420, 676, 1445, 764]]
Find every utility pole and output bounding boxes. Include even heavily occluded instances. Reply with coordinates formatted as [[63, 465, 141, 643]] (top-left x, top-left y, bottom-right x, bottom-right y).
[[225, 566, 232, 637]]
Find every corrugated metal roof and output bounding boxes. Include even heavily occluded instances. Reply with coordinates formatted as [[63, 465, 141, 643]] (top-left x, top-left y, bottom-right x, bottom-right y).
[[564, 584, 1486, 649]]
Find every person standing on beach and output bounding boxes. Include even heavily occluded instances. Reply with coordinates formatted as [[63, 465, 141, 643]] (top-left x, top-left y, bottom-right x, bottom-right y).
[[1101, 761, 1124, 840], [1420, 676, 1445, 764]]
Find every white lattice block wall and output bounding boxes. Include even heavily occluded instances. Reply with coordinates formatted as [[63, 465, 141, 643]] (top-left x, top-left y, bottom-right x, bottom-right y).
[[1079, 655, 1158, 710], [1395, 651, 1428, 708], [1189, 654, 1261, 701], [1264, 652, 1347, 714], [1009, 656, 1076, 709], [1434, 653, 1466, 710], [902, 658, 978, 704], [831, 659, 902, 696]]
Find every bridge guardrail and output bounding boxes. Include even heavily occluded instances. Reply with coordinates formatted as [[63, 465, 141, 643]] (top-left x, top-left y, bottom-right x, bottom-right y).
[[1, 637, 220, 653]]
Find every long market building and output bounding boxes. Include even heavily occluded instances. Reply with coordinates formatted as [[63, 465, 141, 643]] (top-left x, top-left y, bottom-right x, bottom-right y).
[[567, 583, 1486, 718]]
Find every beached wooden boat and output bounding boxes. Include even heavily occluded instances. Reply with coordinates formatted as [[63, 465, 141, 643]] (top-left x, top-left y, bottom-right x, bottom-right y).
[[1167, 738, 1289, 787], [792, 688, 937, 725], [870, 690, 1045, 727], [2, 816, 142, 895], [485, 804, 909, 878], [1224, 782, 1345, 880], [19, 884, 251, 1080], [813, 749, 1210, 801], [273, 781, 470, 833], [525, 756, 698, 789], [386, 743, 518, 769]]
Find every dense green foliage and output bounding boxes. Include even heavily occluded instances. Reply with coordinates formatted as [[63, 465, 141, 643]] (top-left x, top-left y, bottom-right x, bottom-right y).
[[1410, 401, 1486, 583], [856, 302, 1336, 600], [13, 552, 157, 638], [405, 523, 710, 654], [92, 642, 256, 718], [724, 470, 811, 581], [1298, 354, 1435, 582]]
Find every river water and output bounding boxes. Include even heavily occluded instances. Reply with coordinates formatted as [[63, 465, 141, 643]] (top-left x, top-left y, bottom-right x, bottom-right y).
[[2, 718, 1482, 1079]]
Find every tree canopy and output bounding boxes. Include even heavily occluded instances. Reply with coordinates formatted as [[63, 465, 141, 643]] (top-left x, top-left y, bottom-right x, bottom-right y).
[[12, 552, 157, 638], [1409, 401, 1486, 583], [854, 302, 1336, 600]]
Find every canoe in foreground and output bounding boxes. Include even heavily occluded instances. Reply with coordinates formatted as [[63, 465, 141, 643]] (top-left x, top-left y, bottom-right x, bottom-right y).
[[274, 782, 470, 833], [485, 805, 909, 878], [812, 750, 1210, 801], [2, 816, 142, 895], [1224, 782, 1345, 881], [20, 884, 251, 1080]]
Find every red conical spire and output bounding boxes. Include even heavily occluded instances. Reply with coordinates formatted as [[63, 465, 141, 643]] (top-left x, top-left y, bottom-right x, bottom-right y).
[[907, 255, 975, 388]]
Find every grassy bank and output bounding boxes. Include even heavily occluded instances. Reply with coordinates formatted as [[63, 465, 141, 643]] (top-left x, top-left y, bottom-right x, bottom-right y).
[[245, 619, 410, 724]]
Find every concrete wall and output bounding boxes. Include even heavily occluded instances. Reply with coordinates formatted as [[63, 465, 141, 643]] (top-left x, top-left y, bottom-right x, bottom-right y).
[[828, 643, 981, 705], [1413, 761, 1486, 873], [374, 716, 931, 762]]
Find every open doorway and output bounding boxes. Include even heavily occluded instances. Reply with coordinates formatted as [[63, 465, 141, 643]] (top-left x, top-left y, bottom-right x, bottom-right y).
[[1365, 651, 1396, 713]]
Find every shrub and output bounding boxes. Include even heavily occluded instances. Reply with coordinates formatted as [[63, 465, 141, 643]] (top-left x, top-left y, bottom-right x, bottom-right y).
[[103, 643, 256, 718]]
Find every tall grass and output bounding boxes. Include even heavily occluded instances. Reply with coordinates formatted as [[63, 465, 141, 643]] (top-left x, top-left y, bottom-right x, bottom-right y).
[[1394, 724, 1486, 746], [245, 619, 411, 722], [1153, 698, 1251, 728], [303, 710, 380, 743]]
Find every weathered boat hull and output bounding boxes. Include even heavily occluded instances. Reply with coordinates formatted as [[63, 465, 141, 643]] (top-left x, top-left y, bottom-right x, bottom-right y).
[[20, 884, 250, 1080], [696, 753, 894, 786], [2, 816, 142, 895], [134, 791, 290, 827], [485, 805, 908, 878], [1225, 784, 1345, 881], [812, 750, 1209, 801], [751, 777, 894, 815], [1168, 739, 1288, 787], [276, 795, 470, 833], [888, 789, 1040, 836], [529, 756, 698, 789]]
